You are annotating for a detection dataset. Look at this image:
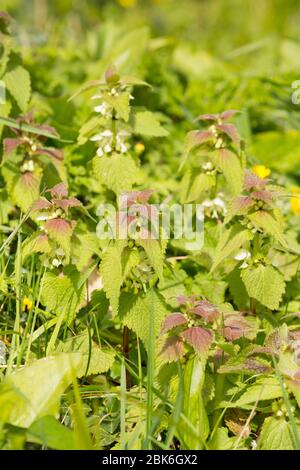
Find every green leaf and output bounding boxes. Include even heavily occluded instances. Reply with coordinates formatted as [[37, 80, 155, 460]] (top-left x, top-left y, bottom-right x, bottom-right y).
[[3, 66, 31, 113], [248, 210, 287, 247], [220, 377, 282, 408], [40, 270, 85, 323], [93, 153, 141, 194], [133, 111, 169, 137], [58, 331, 115, 378], [27, 416, 76, 450], [213, 149, 243, 195], [100, 242, 124, 315], [22, 233, 51, 260], [0, 353, 81, 428], [5, 168, 42, 213], [241, 264, 285, 310], [121, 289, 168, 348], [138, 238, 165, 281], [106, 93, 130, 122], [0, 115, 64, 140], [178, 356, 209, 449], [211, 226, 252, 272], [257, 417, 295, 450], [180, 170, 215, 203]]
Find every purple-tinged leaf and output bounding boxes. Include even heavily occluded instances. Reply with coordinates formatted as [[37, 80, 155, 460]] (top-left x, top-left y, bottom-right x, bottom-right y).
[[120, 190, 154, 208], [222, 314, 253, 341], [161, 313, 188, 333], [191, 300, 220, 323], [52, 197, 81, 212], [181, 326, 213, 354], [216, 123, 240, 145], [37, 148, 63, 160], [160, 336, 185, 363], [251, 190, 273, 202], [186, 129, 215, 148], [176, 294, 197, 306], [44, 218, 74, 239], [31, 234, 51, 253], [197, 110, 238, 122], [232, 195, 254, 215], [220, 110, 239, 121], [218, 357, 272, 375], [3, 138, 25, 157], [31, 198, 52, 211], [244, 170, 268, 191], [48, 183, 68, 199]]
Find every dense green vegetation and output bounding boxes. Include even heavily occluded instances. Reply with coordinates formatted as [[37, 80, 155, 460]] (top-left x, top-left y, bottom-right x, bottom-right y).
[[1, 0, 300, 450]]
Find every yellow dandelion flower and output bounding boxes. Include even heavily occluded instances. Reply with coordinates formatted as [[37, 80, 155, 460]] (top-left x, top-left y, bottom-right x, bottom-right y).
[[117, 0, 137, 8], [291, 188, 300, 215], [252, 165, 271, 179], [22, 297, 33, 313], [134, 142, 145, 155]]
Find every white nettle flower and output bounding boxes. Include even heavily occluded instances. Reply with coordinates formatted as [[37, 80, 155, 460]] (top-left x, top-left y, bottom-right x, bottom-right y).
[[202, 161, 214, 171], [234, 249, 251, 269], [202, 195, 227, 219], [21, 159, 35, 173], [90, 129, 129, 157]]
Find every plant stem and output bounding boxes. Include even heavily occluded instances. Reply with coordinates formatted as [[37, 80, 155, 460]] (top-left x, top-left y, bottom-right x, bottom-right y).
[[122, 325, 131, 389]]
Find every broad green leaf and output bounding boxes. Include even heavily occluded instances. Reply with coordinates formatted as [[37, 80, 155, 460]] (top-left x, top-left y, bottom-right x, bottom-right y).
[[220, 377, 282, 408], [138, 238, 165, 281], [106, 93, 130, 121], [177, 356, 209, 449], [58, 332, 115, 378], [121, 288, 168, 348], [180, 169, 215, 203], [40, 270, 85, 322], [241, 264, 285, 310], [257, 417, 295, 450], [133, 111, 169, 137], [100, 242, 124, 315], [213, 149, 243, 195], [248, 210, 287, 247], [27, 416, 76, 450], [93, 153, 141, 194], [211, 226, 252, 272], [0, 353, 81, 428], [3, 66, 31, 113], [22, 233, 51, 260]]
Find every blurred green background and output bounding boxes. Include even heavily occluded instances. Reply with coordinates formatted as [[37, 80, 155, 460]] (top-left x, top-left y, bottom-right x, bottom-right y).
[[2, 0, 300, 186]]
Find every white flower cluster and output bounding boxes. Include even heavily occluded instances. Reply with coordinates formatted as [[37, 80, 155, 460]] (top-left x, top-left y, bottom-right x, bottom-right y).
[[21, 159, 35, 173], [201, 195, 227, 219], [90, 129, 129, 157], [234, 249, 251, 269]]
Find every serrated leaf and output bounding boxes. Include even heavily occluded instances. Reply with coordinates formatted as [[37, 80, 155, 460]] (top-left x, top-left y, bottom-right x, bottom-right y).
[[58, 331, 115, 378], [257, 417, 295, 450], [121, 289, 168, 348], [100, 242, 124, 315], [93, 154, 141, 194], [22, 233, 51, 260], [219, 377, 282, 408], [106, 93, 130, 121], [241, 264, 285, 310], [40, 270, 84, 323], [248, 210, 287, 246], [138, 238, 165, 281], [211, 226, 252, 272], [133, 111, 168, 137], [213, 149, 243, 195], [4, 66, 31, 113]]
